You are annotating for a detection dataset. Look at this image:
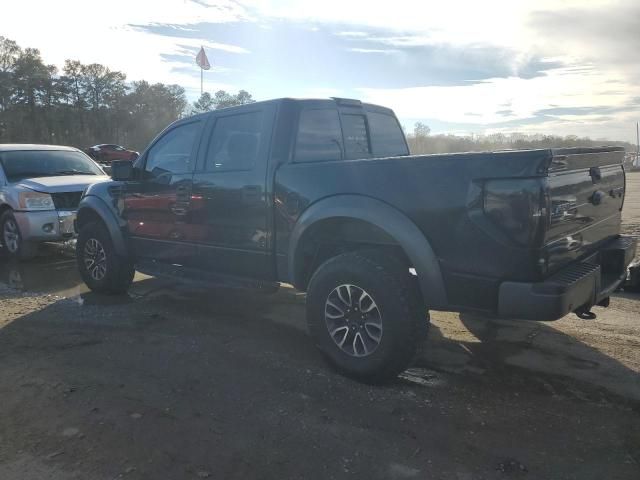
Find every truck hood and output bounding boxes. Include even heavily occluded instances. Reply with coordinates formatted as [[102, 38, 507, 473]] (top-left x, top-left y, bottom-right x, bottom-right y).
[[16, 175, 110, 193]]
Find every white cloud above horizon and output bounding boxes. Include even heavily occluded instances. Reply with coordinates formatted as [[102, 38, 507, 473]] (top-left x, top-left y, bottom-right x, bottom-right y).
[[1, 0, 638, 142]]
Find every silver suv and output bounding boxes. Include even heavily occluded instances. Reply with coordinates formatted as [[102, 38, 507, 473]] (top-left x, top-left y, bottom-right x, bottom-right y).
[[0, 145, 108, 260]]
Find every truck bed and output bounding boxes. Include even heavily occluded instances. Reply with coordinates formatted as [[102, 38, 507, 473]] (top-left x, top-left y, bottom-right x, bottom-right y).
[[275, 146, 626, 312]]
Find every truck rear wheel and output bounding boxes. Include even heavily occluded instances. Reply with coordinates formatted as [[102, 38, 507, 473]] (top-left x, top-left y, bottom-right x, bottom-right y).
[[306, 250, 429, 383], [76, 221, 134, 294]]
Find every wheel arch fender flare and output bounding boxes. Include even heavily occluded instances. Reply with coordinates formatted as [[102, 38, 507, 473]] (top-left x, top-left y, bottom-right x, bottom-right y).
[[288, 195, 447, 308], [76, 195, 128, 256]]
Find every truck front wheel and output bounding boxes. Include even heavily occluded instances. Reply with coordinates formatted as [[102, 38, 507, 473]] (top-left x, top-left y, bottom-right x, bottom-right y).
[[306, 250, 429, 383], [76, 221, 134, 294]]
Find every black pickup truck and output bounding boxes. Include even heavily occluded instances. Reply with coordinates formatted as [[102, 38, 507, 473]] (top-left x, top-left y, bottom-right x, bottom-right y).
[[75, 97, 636, 382]]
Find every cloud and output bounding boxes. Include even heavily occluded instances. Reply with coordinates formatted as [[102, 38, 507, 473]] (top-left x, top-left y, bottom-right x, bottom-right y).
[[0, 0, 249, 93], [335, 32, 370, 38], [138, 20, 565, 93], [535, 105, 640, 117], [1, 0, 637, 141], [358, 62, 640, 142], [348, 48, 399, 55], [529, 0, 640, 81]]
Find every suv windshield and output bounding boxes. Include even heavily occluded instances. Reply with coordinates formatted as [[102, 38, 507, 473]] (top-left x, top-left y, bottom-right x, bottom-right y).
[[0, 150, 103, 182]]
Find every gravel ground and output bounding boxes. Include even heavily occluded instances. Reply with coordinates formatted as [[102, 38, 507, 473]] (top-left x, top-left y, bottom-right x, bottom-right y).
[[0, 173, 639, 480]]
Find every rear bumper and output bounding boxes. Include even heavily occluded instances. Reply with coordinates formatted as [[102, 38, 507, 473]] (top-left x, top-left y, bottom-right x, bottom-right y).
[[14, 210, 77, 242], [498, 236, 637, 320]]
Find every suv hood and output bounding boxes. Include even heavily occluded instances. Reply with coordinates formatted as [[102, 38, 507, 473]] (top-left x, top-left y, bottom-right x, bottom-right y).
[[16, 175, 110, 193]]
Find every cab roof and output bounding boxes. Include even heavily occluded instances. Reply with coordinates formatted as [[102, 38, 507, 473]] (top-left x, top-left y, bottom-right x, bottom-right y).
[[183, 97, 395, 123]]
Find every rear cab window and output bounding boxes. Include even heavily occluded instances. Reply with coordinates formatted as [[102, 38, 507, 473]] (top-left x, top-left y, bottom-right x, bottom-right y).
[[366, 110, 409, 157], [341, 114, 371, 159]]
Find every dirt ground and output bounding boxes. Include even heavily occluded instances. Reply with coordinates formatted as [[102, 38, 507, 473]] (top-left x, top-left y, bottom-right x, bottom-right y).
[[0, 174, 639, 480]]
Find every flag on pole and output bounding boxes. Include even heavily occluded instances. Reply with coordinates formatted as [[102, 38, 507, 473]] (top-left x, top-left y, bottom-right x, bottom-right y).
[[196, 47, 211, 70]]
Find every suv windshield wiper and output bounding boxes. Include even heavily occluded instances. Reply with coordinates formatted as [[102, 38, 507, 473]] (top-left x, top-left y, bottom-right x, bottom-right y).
[[53, 170, 96, 176]]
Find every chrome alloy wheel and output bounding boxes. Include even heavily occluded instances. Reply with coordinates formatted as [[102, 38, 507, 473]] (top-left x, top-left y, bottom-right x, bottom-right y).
[[83, 238, 107, 281], [324, 284, 383, 357], [3, 218, 20, 253]]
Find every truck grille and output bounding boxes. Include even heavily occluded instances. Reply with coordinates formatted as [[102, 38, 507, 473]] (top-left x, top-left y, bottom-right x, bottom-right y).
[[51, 191, 83, 210]]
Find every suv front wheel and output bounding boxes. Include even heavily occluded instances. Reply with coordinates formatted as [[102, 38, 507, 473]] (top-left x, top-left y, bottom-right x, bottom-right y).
[[306, 250, 429, 383], [1, 210, 38, 260], [76, 221, 134, 294]]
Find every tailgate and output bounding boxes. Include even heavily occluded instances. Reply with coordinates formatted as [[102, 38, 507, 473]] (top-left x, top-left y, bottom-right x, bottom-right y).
[[544, 147, 625, 273]]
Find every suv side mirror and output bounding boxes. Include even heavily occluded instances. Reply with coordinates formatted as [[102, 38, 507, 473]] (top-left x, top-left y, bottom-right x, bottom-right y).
[[111, 160, 133, 181]]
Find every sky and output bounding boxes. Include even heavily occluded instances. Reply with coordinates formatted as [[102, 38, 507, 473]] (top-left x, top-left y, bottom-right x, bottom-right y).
[[1, 0, 639, 142]]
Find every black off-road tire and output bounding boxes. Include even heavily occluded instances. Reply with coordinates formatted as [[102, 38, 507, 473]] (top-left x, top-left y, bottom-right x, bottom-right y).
[[76, 221, 134, 294], [306, 250, 429, 383], [0, 210, 38, 261]]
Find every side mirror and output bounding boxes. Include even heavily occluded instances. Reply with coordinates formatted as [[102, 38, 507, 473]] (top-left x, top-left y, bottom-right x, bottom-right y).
[[111, 160, 133, 181]]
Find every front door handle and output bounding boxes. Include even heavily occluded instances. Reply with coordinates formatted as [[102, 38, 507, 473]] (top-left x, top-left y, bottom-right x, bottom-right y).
[[176, 184, 191, 200]]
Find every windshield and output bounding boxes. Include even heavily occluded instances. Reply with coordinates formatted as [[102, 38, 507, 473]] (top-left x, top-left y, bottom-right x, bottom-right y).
[[0, 150, 103, 182]]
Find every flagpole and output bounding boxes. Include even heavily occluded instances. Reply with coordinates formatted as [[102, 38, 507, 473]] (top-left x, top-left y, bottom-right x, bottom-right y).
[[196, 46, 209, 96]]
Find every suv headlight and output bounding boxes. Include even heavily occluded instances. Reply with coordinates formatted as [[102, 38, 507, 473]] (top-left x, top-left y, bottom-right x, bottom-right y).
[[19, 191, 55, 211]]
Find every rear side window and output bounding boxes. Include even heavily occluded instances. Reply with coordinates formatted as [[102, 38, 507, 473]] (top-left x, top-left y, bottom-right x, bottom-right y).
[[205, 111, 263, 172], [295, 109, 343, 163], [367, 112, 409, 157], [341, 114, 371, 159]]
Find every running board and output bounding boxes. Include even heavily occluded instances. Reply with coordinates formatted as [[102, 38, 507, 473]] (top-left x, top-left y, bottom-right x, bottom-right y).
[[135, 260, 280, 293]]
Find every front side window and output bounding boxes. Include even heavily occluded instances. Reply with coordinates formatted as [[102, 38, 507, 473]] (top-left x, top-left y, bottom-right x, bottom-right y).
[[294, 109, 343, 163], [0, 150, 103, 182], [145, 121, 201, 177], [341, 114, 370, 159], [367, 111, 409, 157], [205, 111, 263, 172]]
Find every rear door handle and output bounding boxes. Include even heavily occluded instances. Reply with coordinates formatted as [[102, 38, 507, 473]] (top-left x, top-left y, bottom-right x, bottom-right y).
[[170, 205, 188, 216], [242, 185, 261, 203], [175, 184, 192, 201]]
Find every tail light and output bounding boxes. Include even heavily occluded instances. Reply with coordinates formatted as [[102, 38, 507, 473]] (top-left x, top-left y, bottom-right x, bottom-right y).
[[483, 178, 549, 247]]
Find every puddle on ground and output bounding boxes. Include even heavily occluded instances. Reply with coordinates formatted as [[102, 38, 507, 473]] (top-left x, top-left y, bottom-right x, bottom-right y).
[[399, 368, 446, 387], [0, 243, 151, 300], [0, 245, 85, 297]]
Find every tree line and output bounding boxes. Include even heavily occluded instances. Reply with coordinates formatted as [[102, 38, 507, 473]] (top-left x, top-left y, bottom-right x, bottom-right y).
[[0, 36, 253, 151], [406, 122, 636, 155]]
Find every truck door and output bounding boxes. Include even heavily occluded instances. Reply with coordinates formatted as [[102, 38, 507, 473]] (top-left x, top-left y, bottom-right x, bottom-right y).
[[191, 103, 276, 280], [123, 118, 204, 267]]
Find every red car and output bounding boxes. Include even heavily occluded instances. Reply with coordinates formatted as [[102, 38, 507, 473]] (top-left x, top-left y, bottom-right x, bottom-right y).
[[85, 144, 139, 163]]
